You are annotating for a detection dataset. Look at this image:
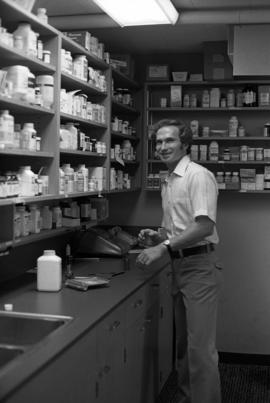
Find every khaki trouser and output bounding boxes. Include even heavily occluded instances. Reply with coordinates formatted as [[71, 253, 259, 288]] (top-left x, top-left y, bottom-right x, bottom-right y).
[[172, 251, 223, 403]]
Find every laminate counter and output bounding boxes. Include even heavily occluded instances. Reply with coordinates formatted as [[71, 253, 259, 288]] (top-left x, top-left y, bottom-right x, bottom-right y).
[[0, 254, 171, 402]]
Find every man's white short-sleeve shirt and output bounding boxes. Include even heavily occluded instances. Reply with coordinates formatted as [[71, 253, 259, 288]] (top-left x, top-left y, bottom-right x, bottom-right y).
[[161, 155, 219, 244]]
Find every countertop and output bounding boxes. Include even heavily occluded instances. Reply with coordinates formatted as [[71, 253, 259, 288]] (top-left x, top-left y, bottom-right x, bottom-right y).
[[0, 254, 169, 401]]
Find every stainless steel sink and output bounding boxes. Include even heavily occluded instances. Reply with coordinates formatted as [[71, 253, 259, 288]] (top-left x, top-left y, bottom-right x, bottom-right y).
[[0, 311, 72, 369], [0, 311, 72, 346], [0, 346, 24, 368]]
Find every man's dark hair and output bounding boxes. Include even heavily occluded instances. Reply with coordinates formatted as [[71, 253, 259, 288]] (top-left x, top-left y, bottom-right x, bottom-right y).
[[151, 119, 193, 154]]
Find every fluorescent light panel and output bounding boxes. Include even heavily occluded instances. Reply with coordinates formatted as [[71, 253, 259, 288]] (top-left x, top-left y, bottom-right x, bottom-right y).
[[92, 0, 179, 26]]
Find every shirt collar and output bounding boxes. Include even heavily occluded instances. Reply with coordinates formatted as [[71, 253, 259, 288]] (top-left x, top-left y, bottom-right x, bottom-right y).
[[172, 155, 191, 177]]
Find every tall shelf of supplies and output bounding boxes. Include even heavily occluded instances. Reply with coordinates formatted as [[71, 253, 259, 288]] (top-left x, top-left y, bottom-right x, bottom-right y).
[[144, 80, 270, 193], [110, 67, 142, 191], [0, 0, 142, 252]]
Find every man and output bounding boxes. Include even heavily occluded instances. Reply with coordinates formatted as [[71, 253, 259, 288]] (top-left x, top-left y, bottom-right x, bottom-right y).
[[136, 119, 222, 403]]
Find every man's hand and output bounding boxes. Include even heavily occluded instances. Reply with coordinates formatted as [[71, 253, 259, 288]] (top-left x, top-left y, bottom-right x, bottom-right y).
[[136, 243, 167, 268], [138, 228, 164, 247]]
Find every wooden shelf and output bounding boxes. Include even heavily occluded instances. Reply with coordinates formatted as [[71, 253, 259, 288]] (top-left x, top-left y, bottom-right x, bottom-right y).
[[60, 150, 106, 158], [146, 80, 270, 86], [0, 149, 54, 158], [112, 100, 140, 115], [111, 131, 139, 141], [60, 112, 107, 128], [0, 43, 56, 73], [61, 72, 107, 96], [0, 96, 55, 114], [192, 136, 270, 141], [148, 106, 270, 112]]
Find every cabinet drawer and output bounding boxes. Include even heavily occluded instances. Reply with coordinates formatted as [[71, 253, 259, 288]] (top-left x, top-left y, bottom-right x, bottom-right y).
[[126, 286, 147, 326], [97, 304, 126, 338]]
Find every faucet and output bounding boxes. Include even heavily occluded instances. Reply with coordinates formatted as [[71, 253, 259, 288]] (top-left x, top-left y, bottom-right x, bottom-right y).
[[65, 244, 73, 279]]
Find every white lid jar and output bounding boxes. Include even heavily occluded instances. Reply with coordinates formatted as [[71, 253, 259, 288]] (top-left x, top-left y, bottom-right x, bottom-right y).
[[4, 65, 30, 99], [37, 250, 62, 292]]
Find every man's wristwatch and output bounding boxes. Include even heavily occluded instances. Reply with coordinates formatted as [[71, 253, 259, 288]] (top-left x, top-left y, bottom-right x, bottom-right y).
[[163, 239, 174, 258]]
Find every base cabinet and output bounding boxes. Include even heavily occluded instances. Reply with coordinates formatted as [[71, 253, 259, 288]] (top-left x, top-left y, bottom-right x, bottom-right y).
[[4, 267, 173, 403], [3, 331, 97, 403]]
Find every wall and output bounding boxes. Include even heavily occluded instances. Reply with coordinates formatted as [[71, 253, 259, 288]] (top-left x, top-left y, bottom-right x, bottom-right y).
[[106, 52, 270, 355]]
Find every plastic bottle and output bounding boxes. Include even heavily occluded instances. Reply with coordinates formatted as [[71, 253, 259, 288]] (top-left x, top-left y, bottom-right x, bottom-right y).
[[29, 205, 41, 234], [52, 206, 62, 229], [65, 123, 78, 150], [36, 75, 54, 109], [17, 205, 30, 236], [76, 164, 88, 192], [21, 123, 36, 151], [59, 167, 65, 194], [36, 8, 48, 24], [41, 205, 52, 230], [25, 71, 36, 104], [37, 250, 62, 292], [4, 65, 29, 100], [209, 141, 219, 161], [227, 89, 235, 108], [62, 163, 75, 193], [228, 116, 238, 137], [13, 23, 37, 57], [18, 166, 35, 196], [0, 110, 14, 148]]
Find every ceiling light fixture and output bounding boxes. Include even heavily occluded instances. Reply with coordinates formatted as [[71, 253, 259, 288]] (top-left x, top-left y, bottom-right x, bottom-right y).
[[92, 0, 179, 27]]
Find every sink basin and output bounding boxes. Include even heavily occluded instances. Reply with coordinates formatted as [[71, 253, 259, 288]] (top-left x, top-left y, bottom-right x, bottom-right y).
[[0, 346, 24, 368], [0, 311, 72, 347]]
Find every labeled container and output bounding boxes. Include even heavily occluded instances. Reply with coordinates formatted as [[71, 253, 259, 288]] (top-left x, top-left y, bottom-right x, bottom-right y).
[[18, 165, 35, 196], [4, 65, 29, 99], [0, 110, 14, 149], [37, 250, 62, 292], [36, 75, 54, 109], [13, 23, 37, 57], [228, 116, 238, 137], [209, 141, 219, 161]]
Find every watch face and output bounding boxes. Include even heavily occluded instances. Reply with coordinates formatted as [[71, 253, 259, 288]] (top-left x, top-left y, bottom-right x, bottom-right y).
[[164, 240, 170, 246]]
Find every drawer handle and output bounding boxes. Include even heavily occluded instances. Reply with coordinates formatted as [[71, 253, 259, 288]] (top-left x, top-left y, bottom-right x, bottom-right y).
[[133, 299, 143, 308], [151, 283, 160, 288], [109, 320, 121, 331], [104, 365, 111, 374]]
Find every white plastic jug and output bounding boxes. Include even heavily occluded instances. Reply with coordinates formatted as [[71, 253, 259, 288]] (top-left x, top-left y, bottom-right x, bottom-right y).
[[37, 250, 62, 291]]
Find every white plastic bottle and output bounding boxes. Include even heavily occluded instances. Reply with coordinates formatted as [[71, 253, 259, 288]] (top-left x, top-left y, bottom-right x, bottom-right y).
[[62, 163, 75, 193], [76, 164, 88, 192], [18, 166, 35, 196], [59, 167, 65, 194], [13, 23, 37, 57], [37, 250, 62, 292], [0, 110, 14, 148], [36, 8, 48, 24], [21, 123, 36, 151]]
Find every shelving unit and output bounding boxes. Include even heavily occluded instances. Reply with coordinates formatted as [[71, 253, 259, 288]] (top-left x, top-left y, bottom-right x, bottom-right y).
[[110, 67, 142, 191], [0, 0, 142, 252], [144, 80, 270, 193]]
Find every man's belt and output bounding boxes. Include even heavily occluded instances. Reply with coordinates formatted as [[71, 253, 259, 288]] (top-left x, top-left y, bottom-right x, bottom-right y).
[[172, 243, 215, 259]]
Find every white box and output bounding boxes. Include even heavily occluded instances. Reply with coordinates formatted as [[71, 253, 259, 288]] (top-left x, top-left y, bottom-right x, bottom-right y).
[[170, 85, 182, 107]]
